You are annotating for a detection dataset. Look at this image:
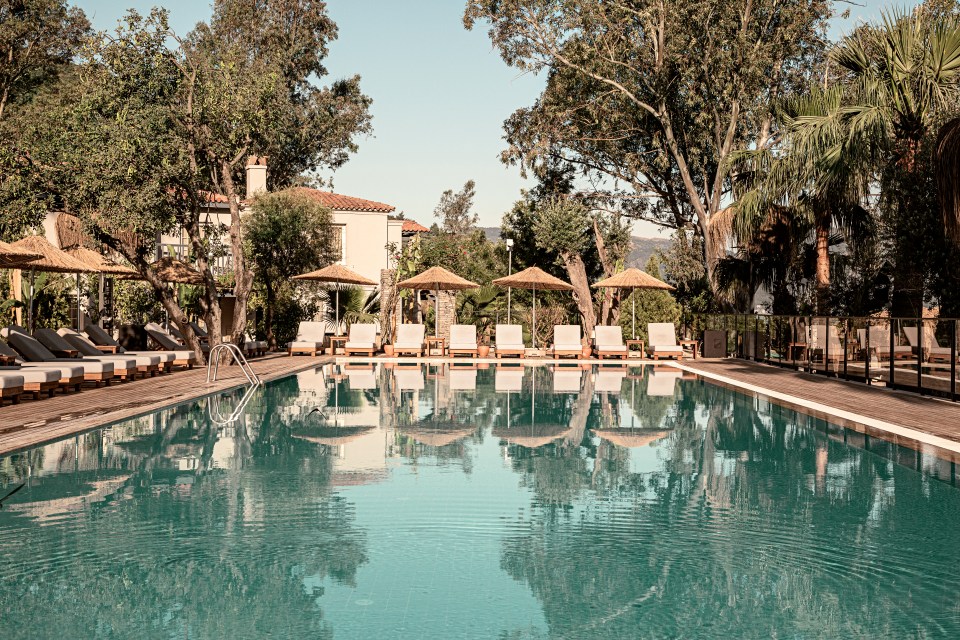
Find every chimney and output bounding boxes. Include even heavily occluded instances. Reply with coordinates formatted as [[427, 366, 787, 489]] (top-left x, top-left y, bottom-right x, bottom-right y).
[[245, 155, 268, 197]]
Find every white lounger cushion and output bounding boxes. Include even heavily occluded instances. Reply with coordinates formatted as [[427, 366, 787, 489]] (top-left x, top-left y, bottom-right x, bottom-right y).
[[0, 373, 24, 389], [346, 323, 376, 349], [449, 325, 477, 350], [290, 321, 327, 347], [394, 324, 425, 349], [39, 329, 141, 371], [595, 326, 627, 352], [648, 323, 679, 348], [17, 363, 86, 379], [0, 367, 60, 385], [866, 327, 911, 353], [495, 368, 524, 391], [553, 325, 582, 350], [647, 370, 682, 396], [553, 369, 582, 392], [595, 370, 625, 393], [2, 328, 115, 375], [495, 324, 524, 350], [449, 368, 477, 390], [394, 369, 425, 390]]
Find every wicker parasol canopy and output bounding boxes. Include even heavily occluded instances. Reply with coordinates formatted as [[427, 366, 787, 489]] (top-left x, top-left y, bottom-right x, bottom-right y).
[[0, 240, 41, 268], [492, 266, 573, 291], [291, 425, 376, 446], [9, 236, 96, 273], [592, 429, 671, 448], [592, 268, 674, 291], [404, 427, 474, 447], [396, 266, 480, 291], [118, 256, 204, 284], [66, 247, 138, 276], [492, 424, 572, 449], [293, 263, 377, 286]]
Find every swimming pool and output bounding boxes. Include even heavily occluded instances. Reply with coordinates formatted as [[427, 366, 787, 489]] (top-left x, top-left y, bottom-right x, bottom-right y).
[[1, 363, 959, 638]]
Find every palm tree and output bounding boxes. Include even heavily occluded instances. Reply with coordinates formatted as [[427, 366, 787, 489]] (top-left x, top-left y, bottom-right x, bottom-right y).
[[320, 286, 380, 332], [736, 8, 960, 314]]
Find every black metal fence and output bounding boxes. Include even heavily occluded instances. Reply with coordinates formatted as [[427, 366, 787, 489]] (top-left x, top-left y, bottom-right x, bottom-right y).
[[688, 314, 960, 402]]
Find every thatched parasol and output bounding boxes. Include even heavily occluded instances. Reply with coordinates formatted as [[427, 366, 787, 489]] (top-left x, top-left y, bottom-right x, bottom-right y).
[[593, 268, 675, 339], [492, 423, 571, 449], [291, 424, 376, 446], [66, 247, 138, 276], [119, 256, 205, 285], [592, 428, 671, 448], [396, 266, 480, 337], [9, 236, 97, 330], [492, 266, 574, 348], [293, 264, 377, 336], [403, 425, 474, 447], [0, 240, 41, 268]]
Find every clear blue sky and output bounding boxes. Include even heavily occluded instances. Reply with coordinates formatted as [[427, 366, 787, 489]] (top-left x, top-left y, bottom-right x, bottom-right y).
[[75, 0, 907, 235]]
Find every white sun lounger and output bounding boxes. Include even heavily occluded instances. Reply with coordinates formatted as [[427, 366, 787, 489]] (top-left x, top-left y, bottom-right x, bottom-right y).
[[393, 324, 425, 357], [57, 328, 162, 377], [594, 325, 628, 359], [449, 367, 477, 391], [495, 324, 525, 358], [346, 367, 377, 389], [864, 326, 913, 361], [0, 339, 86, 392], [394, 368, 425, 391], [595, 368, 626, 393], [81, 323, 177, 370], [552, 325, 583, 358], [552, 368, 582, 393], [0, 366, 60, 399], [144, 323, 198, 368], [345, 323, 377, 357], [288, 321, 327, 356], [647, 323, 683, 360], [903, 326, 956, 363], [0, 372, 24, 405], [34, 328, 140, 381], [449, 325, 478, 358], [2, 326, 115, 386]]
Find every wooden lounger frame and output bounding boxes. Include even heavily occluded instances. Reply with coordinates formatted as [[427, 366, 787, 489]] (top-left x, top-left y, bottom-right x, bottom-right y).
[[0, 384, 23, 405]]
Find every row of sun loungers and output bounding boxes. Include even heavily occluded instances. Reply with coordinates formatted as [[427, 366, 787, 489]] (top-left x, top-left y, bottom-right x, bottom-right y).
[[290, 321, 687, 360], [786, 324, 957, 364], [0, 321, 213, 406]]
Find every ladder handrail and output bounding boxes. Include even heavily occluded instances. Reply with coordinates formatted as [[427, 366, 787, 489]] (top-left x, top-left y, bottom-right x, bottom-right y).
[[207, 342, 262, 386]]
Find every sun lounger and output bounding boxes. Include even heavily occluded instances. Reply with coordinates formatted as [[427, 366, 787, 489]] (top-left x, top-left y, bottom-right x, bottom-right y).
[[807, 324, 844, 363], [0, 366, 60, 399], [288, 321, 327, 356], [346, 367, 377, 389], [2, 326, 115, 386], [0, 372, 24, 405], [344, 323, 377, 356], [34, 328, 141, 381], [244, 332, 268, 357], [647, 323, 683, 360], [552, 368, 582, 393], [393, 324, 425, 357], [81, 323, 177, 370], [495, 324, 525, 358], [495, 367, 524, 392], [57, 328, 162, 377], [552, 325, 583, 358], [647, 368, 682, 396], [449, 325, 478, 357], [903, 326, 956, 364], [0, 339, 85, 392], [144, 323, 198, 368], [595, 367, 626, 393], [863, 326, 912, 361], [594, 325, 628, 359]]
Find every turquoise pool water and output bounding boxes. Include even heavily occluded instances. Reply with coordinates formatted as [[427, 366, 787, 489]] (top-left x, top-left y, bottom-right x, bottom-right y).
[[1, 363, 959, 639]]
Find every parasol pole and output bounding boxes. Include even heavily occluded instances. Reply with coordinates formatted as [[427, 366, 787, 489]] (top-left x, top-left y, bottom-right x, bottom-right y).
[[435, 287, 439, 338], [632, 289, 636, 340], [27, 268, 35, 332], [335, 284, 341, 336], [76, 272, 82, 330], [532, 284, 537, 349]]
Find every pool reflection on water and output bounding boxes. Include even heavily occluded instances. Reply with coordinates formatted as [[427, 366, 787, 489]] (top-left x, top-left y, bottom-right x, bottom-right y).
[[1, 362, 960, 639]]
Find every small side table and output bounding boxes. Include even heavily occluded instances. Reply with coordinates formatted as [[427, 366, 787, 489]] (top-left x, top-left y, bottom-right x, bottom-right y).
[[0, 355, 16, 366], [788, 342, 807, 362], [679, 339, 698, 359], [96, 345, 121, 354], [425, 336, 446, 357], [626, 339, 645, 358], [329, 336, 347, 355]]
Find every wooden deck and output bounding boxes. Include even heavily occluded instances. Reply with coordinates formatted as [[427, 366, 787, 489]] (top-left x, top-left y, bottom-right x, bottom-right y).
[[0, 353, 330, 455], [679, 358, 960, 458]]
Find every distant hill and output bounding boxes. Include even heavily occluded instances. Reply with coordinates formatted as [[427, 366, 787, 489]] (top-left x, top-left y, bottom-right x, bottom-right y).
[[629, 236, 672, 269], [480, 227, 670, 268]]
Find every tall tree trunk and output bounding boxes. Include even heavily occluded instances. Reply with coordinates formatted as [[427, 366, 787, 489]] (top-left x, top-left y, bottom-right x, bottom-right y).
[[181, 207, 221, 359], [264, 279, 276, 350], [814, 213, 831, 314], [561, 251, 597, 332], [223, 162, 255, 349], [593, 217, 618, 325]]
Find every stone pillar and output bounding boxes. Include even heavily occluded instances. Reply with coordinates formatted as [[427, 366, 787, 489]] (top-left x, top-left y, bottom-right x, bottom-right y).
[[436, 290, 456, 341]]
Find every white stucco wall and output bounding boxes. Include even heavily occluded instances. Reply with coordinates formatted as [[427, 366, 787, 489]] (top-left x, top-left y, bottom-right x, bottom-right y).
[[332, 210, 391, 284]]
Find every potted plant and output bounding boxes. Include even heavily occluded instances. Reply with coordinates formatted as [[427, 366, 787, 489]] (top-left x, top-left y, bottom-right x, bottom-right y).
[[477, 330, 491, 358]]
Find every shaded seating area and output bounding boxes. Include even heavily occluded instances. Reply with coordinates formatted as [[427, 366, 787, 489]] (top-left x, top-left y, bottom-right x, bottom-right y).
[[647, 323, 684, 360], [393, 324, 426, 357], [344, 323, 377, 357], [594, 325, 627, 359], [494, 324, 525, 358], [288, 321, 328, 357], [551, 325, 583, 358], [448, 325, 478, 358]]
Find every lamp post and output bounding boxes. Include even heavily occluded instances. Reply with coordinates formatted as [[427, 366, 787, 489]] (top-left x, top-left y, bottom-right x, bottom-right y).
[[505, 238, 514, 323]]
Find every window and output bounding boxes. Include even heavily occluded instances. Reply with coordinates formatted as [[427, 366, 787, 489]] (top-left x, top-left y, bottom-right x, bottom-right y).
[[330, 225, 346, 263]]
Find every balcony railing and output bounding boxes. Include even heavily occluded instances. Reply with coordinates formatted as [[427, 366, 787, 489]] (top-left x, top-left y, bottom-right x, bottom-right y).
[[689, 313, 959, 402]]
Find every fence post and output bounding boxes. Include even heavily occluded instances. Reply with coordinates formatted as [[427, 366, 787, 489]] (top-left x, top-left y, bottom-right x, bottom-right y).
[[952, 320, 957, 402], [889, 318, 896, 391], [843, 318, 848, 379], [917, 316, 923, 395]]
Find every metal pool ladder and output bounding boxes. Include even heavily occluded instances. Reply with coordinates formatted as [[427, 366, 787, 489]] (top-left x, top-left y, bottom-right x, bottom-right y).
[[207, 342, 262, 386]]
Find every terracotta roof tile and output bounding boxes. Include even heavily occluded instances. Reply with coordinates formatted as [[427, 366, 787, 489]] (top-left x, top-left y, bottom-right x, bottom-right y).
[[292, 187, 395, 213], [401, 219, 429, 233]]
